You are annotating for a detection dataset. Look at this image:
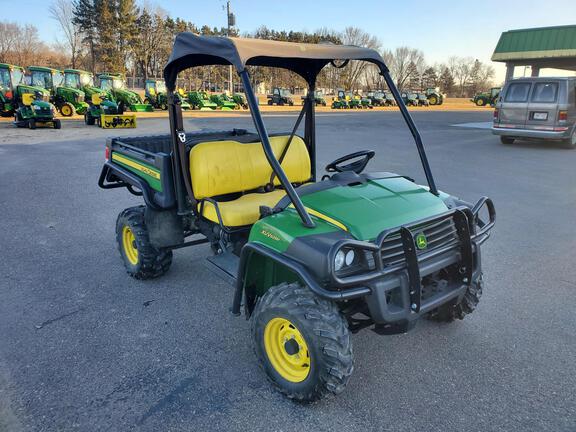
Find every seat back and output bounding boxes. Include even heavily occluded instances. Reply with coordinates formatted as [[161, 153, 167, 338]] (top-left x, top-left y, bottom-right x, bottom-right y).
[[189, 135, 311, 199]]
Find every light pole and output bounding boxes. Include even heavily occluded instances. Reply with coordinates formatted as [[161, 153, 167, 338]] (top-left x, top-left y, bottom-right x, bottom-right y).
[[226, 1, 236, 93]]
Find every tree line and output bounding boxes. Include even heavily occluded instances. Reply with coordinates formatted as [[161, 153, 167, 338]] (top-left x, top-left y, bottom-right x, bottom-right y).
[[0, 0, 495, 96]]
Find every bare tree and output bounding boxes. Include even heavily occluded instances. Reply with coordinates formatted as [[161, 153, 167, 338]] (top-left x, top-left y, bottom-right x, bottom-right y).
[[390, 47, 424, 90], [339, 27, 381, 91], [49, 0, 82, 68]]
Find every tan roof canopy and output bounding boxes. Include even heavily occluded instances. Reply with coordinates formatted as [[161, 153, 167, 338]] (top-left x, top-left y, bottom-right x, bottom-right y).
[[163, 33, 388, 90]]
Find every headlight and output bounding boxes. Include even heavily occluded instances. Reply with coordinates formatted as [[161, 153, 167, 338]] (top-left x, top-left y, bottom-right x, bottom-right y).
[[33, 105, 41, 110], [334, 248, 360, 273]]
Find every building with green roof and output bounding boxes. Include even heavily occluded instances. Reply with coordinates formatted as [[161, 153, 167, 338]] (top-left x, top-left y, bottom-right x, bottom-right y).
[[492, 25, 576, 81]]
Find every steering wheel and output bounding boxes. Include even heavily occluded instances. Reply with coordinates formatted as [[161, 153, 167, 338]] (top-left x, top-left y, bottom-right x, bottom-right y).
[[325, 150, 375, 174]]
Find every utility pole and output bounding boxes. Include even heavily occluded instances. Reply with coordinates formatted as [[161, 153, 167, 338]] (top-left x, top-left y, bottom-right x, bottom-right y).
[[226, 1, 236, 94]]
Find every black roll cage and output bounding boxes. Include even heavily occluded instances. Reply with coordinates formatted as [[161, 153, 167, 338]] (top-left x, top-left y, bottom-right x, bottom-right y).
[[166, 45, 438, 229]]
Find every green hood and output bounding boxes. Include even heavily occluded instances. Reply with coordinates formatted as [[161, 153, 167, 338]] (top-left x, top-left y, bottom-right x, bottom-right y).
[[300, 177, 448, 240]]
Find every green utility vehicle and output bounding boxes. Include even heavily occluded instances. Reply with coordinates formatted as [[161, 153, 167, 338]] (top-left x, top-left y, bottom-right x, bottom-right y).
[[301, 91, 327, 106], [425, 87, 444, 105], [64, 69, 101, 100], [99, 35, 495, 402], [210, 93, 238, 110], [29, 66, 88, 117], [358, 94, 373, 109], [267, 87, 294, 106], [98, 73, 153, 112], [144, 80, 191, 110], [471, 87, 501, 107], [14, 90, 61, 129]]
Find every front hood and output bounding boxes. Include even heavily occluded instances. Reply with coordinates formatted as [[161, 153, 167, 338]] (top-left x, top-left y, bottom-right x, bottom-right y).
[[300, 177, 448, 240]]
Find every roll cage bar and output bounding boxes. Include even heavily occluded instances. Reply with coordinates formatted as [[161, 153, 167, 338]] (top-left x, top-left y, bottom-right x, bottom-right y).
[[164, 34, 438, 228]]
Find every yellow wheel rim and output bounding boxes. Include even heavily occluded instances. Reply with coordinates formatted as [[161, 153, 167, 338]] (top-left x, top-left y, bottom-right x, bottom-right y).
[[61, 105, 72, 116], [264, 317, 310, 383], [122, 225, 138, 265]]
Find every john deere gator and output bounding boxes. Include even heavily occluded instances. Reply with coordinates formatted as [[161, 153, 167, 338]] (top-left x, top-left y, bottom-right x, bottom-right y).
[[98, 73, 153, 112], [28, 66, 88, 117], [98, 34, 495, 402]]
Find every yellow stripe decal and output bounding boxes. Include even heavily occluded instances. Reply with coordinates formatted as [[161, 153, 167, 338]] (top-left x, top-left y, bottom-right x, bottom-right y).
[[112, 153, 160, 180], [305, 207, 348, 231]]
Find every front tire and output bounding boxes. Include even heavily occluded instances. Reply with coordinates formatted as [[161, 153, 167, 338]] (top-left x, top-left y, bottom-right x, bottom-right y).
[[28, 119, 36, 130], [251, 283, 353, 402], [427, 276, 483, 322], [115, 206, 173, 279], [476, 98, 486, 107], [60, 102, 75, 117], [500, 136, 515, 145]]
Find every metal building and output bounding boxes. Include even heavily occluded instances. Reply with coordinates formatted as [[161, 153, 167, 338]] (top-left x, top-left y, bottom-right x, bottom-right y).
[[492, 25, 576, 81]]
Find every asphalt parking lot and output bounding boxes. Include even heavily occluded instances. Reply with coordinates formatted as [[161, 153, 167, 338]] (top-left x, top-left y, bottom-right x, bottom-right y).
[[1, 110, 575, 432]]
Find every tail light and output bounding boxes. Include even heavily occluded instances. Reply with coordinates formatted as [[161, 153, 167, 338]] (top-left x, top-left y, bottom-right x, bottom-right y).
[[493, 108, 499, 121], [558, 110, 568, 122], [105, 146, 110, 160]]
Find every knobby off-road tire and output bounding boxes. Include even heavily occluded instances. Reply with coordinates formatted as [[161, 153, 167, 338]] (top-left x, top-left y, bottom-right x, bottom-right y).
[[250, 283, 353, 402], [427, 275, 483, 322], [115, 206, 172, 279]]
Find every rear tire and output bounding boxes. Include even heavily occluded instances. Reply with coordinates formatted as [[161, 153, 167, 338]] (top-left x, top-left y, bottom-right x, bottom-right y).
[[500, 136, 515, 145], [251, 283, 353, 402], [427, 276, 483, 322], [115, 206, 172, 279]]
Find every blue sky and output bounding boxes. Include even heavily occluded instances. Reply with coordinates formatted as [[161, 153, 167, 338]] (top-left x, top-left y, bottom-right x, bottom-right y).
[[3, 0, 576, 82]]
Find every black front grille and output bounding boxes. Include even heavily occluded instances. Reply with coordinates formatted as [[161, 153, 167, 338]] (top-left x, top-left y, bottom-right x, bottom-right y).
[[380, 217, 458, 267]]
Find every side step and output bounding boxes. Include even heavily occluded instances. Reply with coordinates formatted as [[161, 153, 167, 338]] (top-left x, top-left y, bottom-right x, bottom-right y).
[[205, 252, 239, 285]]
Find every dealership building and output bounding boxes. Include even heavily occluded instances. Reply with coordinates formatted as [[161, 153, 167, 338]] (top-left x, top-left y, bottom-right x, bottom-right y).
[[492, 24, 576, 81]]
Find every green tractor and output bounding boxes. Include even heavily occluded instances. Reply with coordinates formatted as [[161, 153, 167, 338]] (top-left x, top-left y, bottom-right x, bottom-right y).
[[366, 91, 386, 107], [232, 93, 248, 109], [357, 94, 373, 109], [14, 90, 61, 129], [301, 91, 327, 106], [63, 69, 102, 102], [0, 63, 22, 116], [0, 63, 60, 128], [99, 34, 496, 402], [29, 66, 89, 117], [84, 92, 125, 127], [401, 91, 419, 107], [331, 90, 349, 109], [471, 87, 501, 107], [425, 87, 445, 105], [144, 80, 191, 110], [210, 93, 238, 110], [97, 73, 153, 112], [187, 90, 217, 110]]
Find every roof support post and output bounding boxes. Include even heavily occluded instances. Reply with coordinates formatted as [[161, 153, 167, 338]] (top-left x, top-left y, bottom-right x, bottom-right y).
[[380, 69, 439, 196], [531, 65, 540, 77], [304, 80, 317, 181], [239, 70, 315, 228]]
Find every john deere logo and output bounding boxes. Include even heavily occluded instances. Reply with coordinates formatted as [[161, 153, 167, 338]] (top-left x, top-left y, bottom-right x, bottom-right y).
[[416, 233, 428, 250]]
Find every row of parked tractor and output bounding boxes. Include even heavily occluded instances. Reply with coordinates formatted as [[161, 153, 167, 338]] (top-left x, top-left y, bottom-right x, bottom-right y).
[[0, 63, 251, 129], [266, 87, 446, 109]]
